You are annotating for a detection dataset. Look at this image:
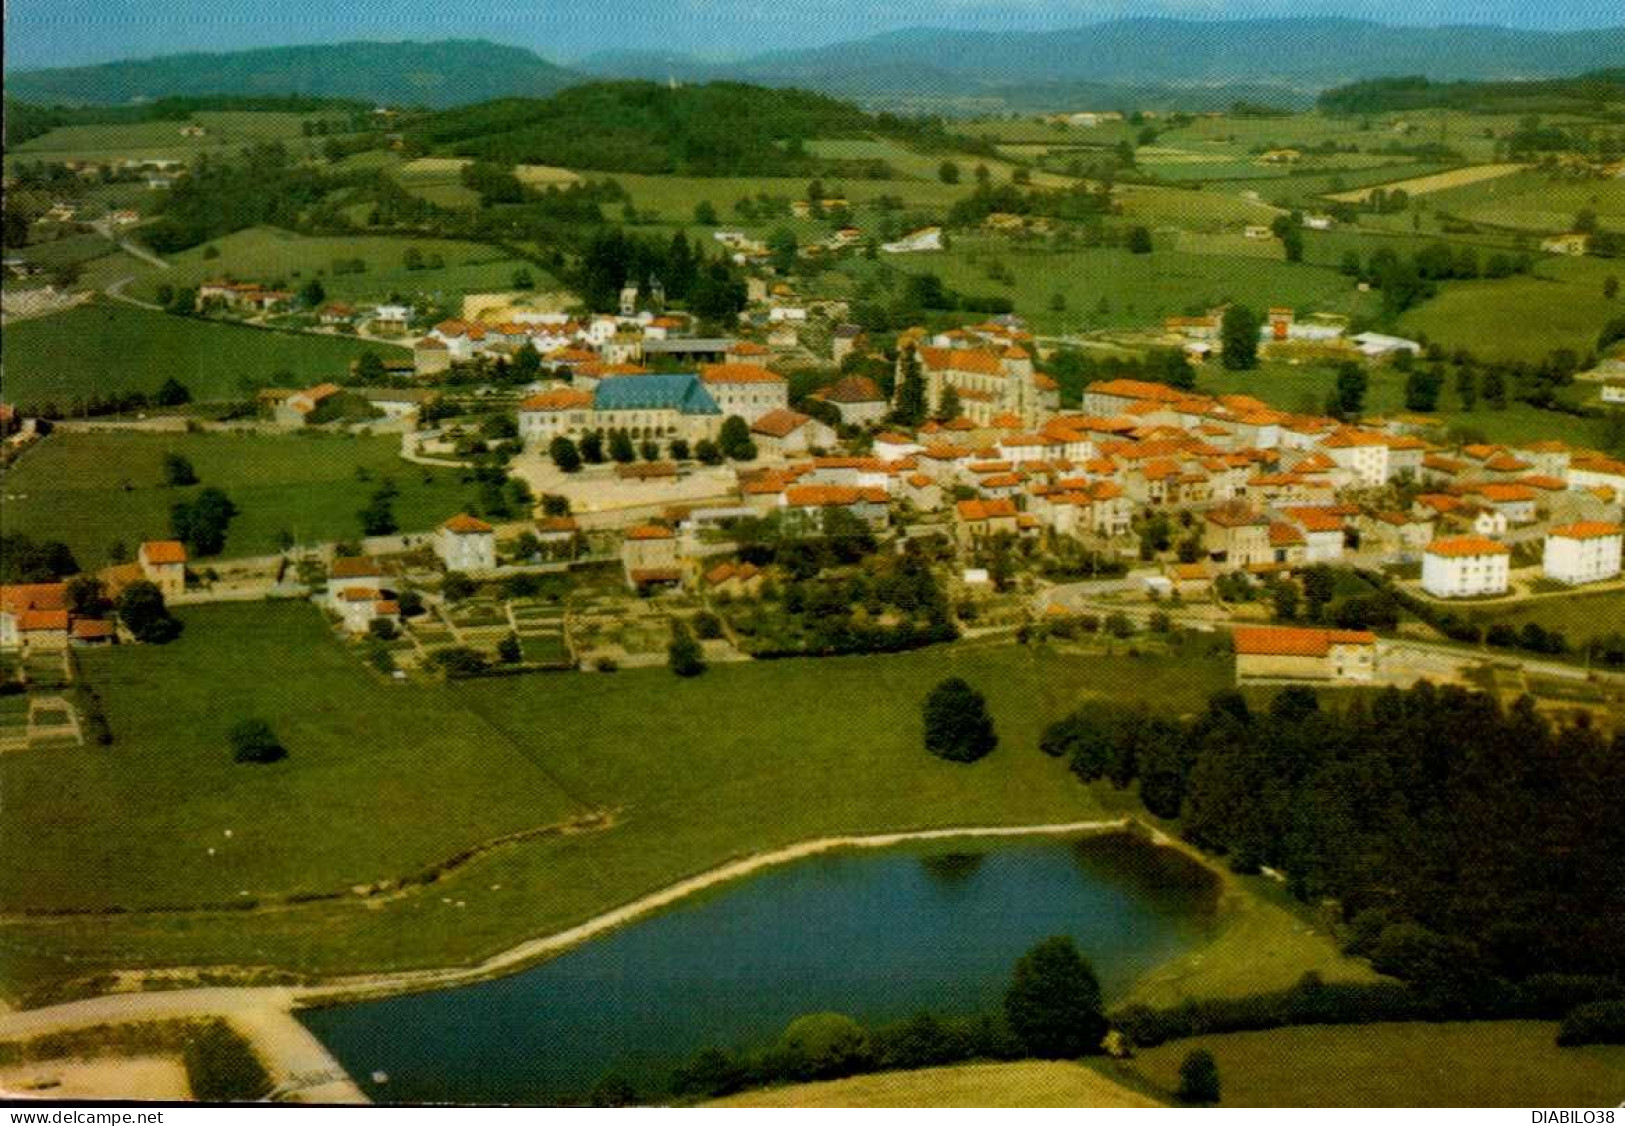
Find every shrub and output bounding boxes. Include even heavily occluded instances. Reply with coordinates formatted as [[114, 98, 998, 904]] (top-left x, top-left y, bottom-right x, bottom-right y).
[[432, 646, 489, 678], [227, 718, 286, 764], [691, 610, 725, 640], [1177, 1048, 1220, 1104], [1557, 1000, 1625, 1046], [776, 1012, 873, 1080], [668, 622, 707, 677]]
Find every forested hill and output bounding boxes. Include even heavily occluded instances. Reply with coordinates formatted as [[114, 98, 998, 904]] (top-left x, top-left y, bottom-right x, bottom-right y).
[[411, 82, 945, 176], [1319, 70, 1625, 115], [4, 40, 580, 109]]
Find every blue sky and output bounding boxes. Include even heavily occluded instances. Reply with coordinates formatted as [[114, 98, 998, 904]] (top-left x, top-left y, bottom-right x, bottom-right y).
[[6, 0, 1623, 70]]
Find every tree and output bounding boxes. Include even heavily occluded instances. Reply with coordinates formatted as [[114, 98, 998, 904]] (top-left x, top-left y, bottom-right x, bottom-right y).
[[693, 200, 719, 226], [1127, 226, 1153, 255], [170, 487, 237, 556], [512, 267, 535, 290], [549, 435, 583, 473], [608, 428, 636, 464], [1607, 275, 1620, 301], [719, 416, 757, 461], [1330, 362, 1367, 419], [767, 226, 799, 274], [1281, 226, 1304, 263], [354, 351, 386, 383], [228, 718, 286, 764], [1178, 1049, 1221, 1104], [497, 632, 522, 664], [442, 572, 476, 602], [357, 484, 398, 536], [935, 385, 963, 423], [894, 347, 928, 427], [298, 277, 325, 308], [1481, 366, 1508, 410], [668, 621, 707, 677], [1220, 306, 1262, 370], [1404, 367, 1444, 412], [117, 581, 179, 643], [155, 378, 192, 407], [695, 438, 723, 465], [65, 576, 105, 618], [1003, 936, 1107, 1058], [162, 452, 199, 487], [938, 160, 961, 185], [579, 430, 605, 463], [922, 677, 997, 763]]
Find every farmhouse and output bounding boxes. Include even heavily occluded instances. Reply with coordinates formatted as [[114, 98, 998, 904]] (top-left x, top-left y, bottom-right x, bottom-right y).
[[1234, 626, 1378, 683], [1543, 521, 1624, 586], [1422, 536, 1510, 599], [137, 540, 188, 598]]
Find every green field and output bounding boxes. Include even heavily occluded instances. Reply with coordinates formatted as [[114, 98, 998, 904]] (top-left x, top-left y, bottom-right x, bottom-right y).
[[4, 111, 354, 172], [1131, 1021, 1625, 1106], [0, 610, 1290, 1001], [1469, 587, 1625, 645], [1399, 255, 1624, 362], [713, 1060, 1162, 1107], [1199, 361, 1606, 448], [2, 430, 477, 566], [0, 602, 582, 913], [0, 300, 402, 407], [868, 237, 1375, 334], [106, 226, 544, 306]]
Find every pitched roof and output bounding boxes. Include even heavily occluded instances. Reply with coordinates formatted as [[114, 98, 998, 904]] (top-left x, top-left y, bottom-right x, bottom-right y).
[[956, 497, 1018, 521], [1426, 535, 1510, 558], [625, 523, 675, 540], [699, 362, 785, 385], [442, 513, 493, 535], [140, 540, 188, 565], [750, 408, 814, 438], [819, 375, 884, 404], [593, 373, 720, 415], [1234, 626, 1376, 657], [1548, 521, 1623, 540], [329, 556, 383, 578]]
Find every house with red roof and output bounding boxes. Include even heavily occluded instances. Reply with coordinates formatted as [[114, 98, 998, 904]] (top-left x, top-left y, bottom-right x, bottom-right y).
[[1422, 536, 1510, 599], [1544, 521, 1623, 586], [138, 540, 188, 598], [620, 524, 680, 590], [1234, 626, 1378, 683]]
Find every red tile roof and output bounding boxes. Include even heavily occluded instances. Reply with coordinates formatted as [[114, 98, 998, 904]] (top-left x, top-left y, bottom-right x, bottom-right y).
[[442, 513, 493, 535], [1426, 535, 1510, 558], [140, 540, 188, 565], [1234, 626, 1376, 657], [1548, 521, 1623, 540]]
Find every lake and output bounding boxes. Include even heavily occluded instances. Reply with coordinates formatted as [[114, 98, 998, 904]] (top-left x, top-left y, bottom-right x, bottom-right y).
[[299, 832, 1218, 1104]]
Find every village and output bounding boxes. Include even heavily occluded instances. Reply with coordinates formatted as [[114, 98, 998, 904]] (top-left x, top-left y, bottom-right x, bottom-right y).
[[8, 259, 1625, 760]]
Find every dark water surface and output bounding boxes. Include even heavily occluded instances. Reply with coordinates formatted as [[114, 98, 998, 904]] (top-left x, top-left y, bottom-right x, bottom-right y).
[[300, 833, 1217, 1104]]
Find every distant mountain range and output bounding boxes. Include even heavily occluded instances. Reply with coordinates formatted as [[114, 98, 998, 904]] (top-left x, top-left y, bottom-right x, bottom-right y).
[[10, 19, 1625, 112]]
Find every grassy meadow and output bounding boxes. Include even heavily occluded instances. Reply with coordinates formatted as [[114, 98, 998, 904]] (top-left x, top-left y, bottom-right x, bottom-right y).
[[115, 226, 548, 306], [0, 608, 1303, 1001], [0, 300, 401, 406], [3, 111, 353, 172], [1129, 1021, 1625, 1107], [3, 430, 477, 567], [712, 1060, 1162, 1107]]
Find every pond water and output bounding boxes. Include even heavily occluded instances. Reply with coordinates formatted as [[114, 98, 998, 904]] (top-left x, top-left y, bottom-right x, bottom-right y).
[[300, 832, 1218, 1104]]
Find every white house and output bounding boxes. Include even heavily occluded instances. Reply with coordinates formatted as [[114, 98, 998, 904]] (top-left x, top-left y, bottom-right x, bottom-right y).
[[881, 227, 943, 254], [436, 514, 497, 572], [1543, 521, 1623, 586], [1421, 536, 1510, 599]]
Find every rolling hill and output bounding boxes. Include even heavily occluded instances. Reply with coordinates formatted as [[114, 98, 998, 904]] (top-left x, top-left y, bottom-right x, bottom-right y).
[[4, 40, 580, 109]]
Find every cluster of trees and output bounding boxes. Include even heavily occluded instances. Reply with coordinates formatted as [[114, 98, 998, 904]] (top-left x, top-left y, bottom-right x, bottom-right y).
[[1041, 681, 1625, 982], [922, 677, 997, 763], [722, 531, 957, 658], [1044, 345, 1194, 404], [573, 227, 745, 325], [1318, 73, 1625, 121], [946, 180, 1116, 227], [142, 143, 345, 253], [549, 428, 718, 473], [1339, 243, 1533, 317], [170, 487, 238, 557], [0, 533, 78, 583]]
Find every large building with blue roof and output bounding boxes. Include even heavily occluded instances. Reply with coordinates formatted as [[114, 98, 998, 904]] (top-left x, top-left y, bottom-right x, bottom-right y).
[[518, 373, 725, 445]]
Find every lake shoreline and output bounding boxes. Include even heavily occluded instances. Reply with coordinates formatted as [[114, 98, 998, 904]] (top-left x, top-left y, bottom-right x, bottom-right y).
[[1, 817, 1209, 1104]]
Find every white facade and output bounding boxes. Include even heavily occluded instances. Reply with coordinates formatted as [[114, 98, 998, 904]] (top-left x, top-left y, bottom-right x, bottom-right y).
[[1543, 525, 1623, 586], [1421, 540, 1510, 598], [436, 520, 497, 572]]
